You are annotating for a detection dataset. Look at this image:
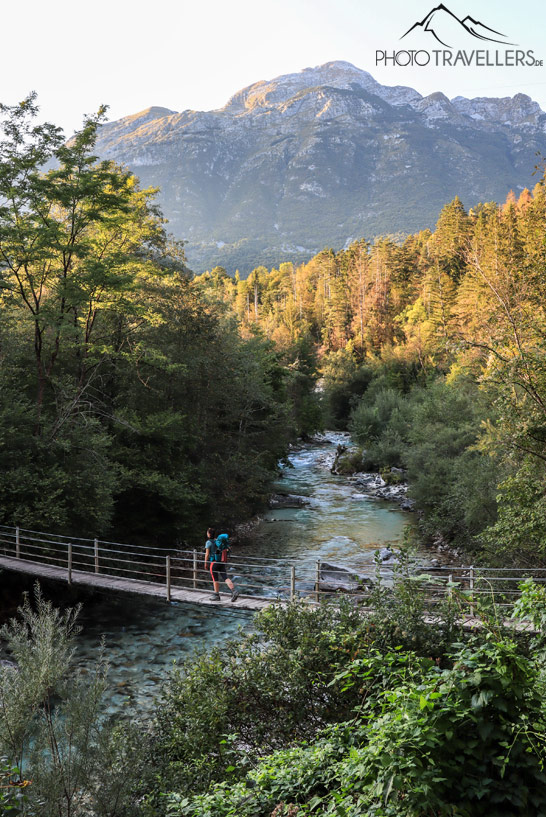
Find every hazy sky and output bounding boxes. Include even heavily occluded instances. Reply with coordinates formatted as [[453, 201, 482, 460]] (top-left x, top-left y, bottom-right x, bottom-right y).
[[4, 0, 546, 135]]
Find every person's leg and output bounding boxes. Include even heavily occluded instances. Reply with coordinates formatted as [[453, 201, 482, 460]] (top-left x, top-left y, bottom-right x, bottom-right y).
[[221, 565, 239, 601], [210, 564, 221, 598], [219, 564, 233, 590]]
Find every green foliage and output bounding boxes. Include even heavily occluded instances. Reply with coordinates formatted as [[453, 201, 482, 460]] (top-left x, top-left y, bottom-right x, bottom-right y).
[[348, 371, 500, 551], [332, 447, 364, 475], [165, 632, 546, 817], [0, 757, 28, 814], [320, 352, 373, 429], [191, 179, 546, 564], [0, 394, 115, 535], [511, 578, 546, 644], [403, 378, 499, 548], [149, 601, 369, 800], [108, 303, 292, 539], [283, 337, 323, 438], [365, 555, 464, 658], [147, 567, 470, 813], [0, 98, 294, 543], [6, 582, 546, 817], [0, 585, 142, 816], [480, 462, 546, 566], [350, 385, 411, 470], [349, 636, 546, 816]]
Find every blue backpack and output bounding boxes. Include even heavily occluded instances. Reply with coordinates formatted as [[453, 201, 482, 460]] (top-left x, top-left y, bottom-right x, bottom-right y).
[[212, 533, 230, 562]]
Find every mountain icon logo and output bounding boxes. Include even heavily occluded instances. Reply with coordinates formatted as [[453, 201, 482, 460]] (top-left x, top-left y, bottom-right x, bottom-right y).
[[401, 4, 517, 48]]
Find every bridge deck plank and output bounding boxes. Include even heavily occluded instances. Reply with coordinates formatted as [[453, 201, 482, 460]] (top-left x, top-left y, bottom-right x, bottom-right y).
[[0, 555, 275, 611]]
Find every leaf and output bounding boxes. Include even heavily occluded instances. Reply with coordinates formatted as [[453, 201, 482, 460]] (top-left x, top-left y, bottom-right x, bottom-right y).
[[384, 773, 395, 802]]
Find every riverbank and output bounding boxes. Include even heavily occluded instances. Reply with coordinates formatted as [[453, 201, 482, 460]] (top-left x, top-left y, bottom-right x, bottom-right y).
[[232, 432, 424, 578], [0, 433, 460, 719], [235, 431, 468, 570], [326, 437, 470, 566]]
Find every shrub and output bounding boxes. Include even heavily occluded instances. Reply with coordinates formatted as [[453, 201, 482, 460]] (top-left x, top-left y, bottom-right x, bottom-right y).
[[0, 584, 142, 817], [166, 634, 546, 817]]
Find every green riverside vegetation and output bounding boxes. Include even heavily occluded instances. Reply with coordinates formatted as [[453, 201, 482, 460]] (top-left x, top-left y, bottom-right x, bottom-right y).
[[3, 578, 546, 816], [192, 189, 546, 566]]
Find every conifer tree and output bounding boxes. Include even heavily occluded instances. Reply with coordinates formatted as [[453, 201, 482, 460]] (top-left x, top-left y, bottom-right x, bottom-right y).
[[429, 196, 471, 282]]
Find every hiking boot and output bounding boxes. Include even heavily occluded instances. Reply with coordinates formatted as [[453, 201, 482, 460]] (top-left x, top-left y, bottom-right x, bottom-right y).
[[230, 588, 240, 603], [210, 592, 221, 601]]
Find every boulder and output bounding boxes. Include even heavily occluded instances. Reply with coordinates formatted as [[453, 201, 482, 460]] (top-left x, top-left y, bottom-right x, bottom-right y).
[[353, 473, 386, 490], [306, 434, 334, 446], [330, 444, 347, 474], [269, 493, 310, 509], [350, 471, 415, 511], [319, 561, 374, 593], [376, 484, 407, 501]]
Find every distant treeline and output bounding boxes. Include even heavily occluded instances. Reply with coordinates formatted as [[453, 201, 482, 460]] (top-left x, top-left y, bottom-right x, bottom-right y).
[[194, 184, 546, 564]]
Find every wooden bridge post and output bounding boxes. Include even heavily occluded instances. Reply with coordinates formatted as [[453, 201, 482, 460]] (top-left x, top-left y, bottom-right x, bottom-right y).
[[448, 574, 453, 601], [94, 539, 99, 574], [290, 565, 296, 601], [68, 544, 73, 585], [15, 526, 20, 559], [166, 555, 171, 602], [315, 559, 321, 604], [469, 566, 475, 617], [193, 550, 197, 589]]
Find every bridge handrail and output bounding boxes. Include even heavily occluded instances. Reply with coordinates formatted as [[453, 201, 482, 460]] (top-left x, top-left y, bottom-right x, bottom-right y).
[[2, 523, 546, 607]]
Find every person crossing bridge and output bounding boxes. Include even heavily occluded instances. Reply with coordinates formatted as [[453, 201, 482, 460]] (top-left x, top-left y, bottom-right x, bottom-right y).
[[204, 527, 240, 602]]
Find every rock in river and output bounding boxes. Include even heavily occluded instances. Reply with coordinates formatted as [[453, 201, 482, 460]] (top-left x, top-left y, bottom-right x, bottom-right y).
[[269, 493, 310, 509], [319, 561, 374, 593]]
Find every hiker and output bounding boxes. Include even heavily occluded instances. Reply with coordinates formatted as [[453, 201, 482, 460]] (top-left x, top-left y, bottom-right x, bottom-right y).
[[204, 527, 240, 602]]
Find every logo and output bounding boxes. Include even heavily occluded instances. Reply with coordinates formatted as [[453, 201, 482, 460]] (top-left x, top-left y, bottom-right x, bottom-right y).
[[376, 4, 542, 68], [401, 5, 516, 49]]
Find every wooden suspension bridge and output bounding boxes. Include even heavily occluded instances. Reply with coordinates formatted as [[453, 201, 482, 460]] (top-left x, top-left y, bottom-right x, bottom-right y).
[[0, 524, 544, 618]]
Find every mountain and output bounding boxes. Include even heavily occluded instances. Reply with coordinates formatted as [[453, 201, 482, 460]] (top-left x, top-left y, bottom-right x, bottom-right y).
[[401, 4, 515, 48], [94, 61, 546, 274]]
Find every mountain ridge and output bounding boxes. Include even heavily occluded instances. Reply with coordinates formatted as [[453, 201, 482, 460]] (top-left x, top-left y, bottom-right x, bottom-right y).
[[94, 61, 546, 274]]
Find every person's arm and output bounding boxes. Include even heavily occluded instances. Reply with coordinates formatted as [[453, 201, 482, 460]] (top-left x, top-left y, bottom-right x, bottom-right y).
[[204, 547, 210, 571]]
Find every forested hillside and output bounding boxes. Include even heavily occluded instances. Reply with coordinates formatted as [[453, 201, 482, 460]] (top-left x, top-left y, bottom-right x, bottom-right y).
[[0, 98, 315, 544], [193, 185, 546, 564], [4, 97, 546, 817]]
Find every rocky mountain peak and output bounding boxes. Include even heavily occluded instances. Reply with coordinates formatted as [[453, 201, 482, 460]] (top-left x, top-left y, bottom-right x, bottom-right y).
[[414, 92, 465, 123], [221, 61, 422, 113], [100, 106, 178, 143], [451, 93, 543, 127], [93, 63, 546, 274]]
